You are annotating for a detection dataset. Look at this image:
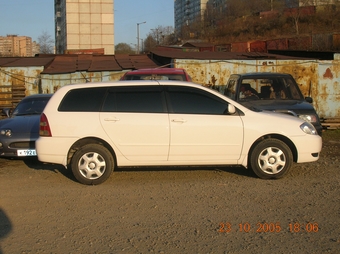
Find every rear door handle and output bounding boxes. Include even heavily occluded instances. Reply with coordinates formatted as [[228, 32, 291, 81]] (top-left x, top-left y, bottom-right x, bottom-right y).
[[104, 117, 120, 122]]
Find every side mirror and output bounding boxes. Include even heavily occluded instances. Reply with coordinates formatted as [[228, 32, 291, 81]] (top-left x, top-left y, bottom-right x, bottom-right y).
[[228, 104, 236, 114], [2, 108, 11, 118], [225, 104, 236, 115], [305, 97, 313, 103]]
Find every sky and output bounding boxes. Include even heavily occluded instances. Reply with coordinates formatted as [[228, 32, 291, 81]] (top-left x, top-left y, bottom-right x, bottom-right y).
[[0, 0, 174, 47]]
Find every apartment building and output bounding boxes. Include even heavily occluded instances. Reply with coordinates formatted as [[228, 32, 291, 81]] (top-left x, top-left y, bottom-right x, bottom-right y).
[[174, 0, 209, 34], [54, 0, 114, 55], [0, 35, 39, 57]]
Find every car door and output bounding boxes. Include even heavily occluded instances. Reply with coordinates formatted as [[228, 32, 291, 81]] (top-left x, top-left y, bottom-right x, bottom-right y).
[[100, 86, 170, 161], [166, 85, 244, 163]]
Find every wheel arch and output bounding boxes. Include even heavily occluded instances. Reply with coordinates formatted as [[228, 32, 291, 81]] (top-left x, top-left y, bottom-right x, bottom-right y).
[[67, 137, 117, 168], [248, 134, 298, 164]]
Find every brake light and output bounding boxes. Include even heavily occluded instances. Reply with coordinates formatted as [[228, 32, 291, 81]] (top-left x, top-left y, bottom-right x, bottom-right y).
[[39, 113, 52, 137]]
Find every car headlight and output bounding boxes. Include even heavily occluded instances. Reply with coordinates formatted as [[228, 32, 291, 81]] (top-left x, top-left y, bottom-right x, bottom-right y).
[[299, 114, 317, 124], [300, 122, 317, 135], [0, 129, 12, 137]]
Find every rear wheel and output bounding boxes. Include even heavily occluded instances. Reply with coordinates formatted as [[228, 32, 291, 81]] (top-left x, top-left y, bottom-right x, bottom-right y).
[[71, 144, 114, 185], [249, 139, 293, 179]]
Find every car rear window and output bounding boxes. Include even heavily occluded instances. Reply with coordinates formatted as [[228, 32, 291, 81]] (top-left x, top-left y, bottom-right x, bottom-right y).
[[58, 87, 107, 112]]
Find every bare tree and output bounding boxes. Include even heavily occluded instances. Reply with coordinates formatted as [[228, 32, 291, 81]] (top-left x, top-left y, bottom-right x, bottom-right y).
[[38, 31, 54, 54], [286, 0, 311, 35], [146, 26, 175, 47]]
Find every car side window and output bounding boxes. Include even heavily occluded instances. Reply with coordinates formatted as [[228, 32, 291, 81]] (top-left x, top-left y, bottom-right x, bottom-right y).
[[166, 86, 229, 115], [102, 86, 166, 113], [58, 87, 107, 112], [284, 77, 303, 100]]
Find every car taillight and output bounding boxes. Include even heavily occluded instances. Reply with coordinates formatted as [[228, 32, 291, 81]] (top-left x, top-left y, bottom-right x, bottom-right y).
[[39, 113, 52, 137]]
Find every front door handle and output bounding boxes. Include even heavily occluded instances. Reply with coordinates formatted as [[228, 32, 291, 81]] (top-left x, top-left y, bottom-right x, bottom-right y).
[[171, 119, 187, 123]]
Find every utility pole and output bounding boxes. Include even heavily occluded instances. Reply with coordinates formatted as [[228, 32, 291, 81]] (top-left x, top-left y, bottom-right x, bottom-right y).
[[137, 21, 146, 54]]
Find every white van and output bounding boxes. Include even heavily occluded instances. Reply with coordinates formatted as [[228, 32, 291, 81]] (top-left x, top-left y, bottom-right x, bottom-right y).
[[36, 80, 322, 185]]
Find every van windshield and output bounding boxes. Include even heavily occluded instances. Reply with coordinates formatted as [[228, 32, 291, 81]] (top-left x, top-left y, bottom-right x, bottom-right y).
[[224, 76, 304, 101]]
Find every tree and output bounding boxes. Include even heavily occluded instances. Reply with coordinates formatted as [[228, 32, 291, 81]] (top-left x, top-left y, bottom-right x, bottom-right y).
[[115, 43, 135, 54], [38, 31, 54, 54], [285, 0, 311, 35], [146, 26, 175, 47], [143, 35, 157, 52]]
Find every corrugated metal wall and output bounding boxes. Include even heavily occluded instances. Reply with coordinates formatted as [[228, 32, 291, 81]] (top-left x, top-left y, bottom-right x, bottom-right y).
[[1, 58, 339, 119], [0, 67, 126, 114], [0, 67, 43, 108], [39, 71, 124, 94], [173, 58, 340, 119]]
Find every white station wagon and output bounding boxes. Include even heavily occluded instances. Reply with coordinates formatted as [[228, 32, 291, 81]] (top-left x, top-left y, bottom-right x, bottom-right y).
[[36, 80, 322, 185]]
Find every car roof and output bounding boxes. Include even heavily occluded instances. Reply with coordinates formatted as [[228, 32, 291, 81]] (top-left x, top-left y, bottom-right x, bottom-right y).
[[53, 80, 217, 96], [124, 68, 187, 75], [232, 72, 292, 78], [61, 80, 197, 90]]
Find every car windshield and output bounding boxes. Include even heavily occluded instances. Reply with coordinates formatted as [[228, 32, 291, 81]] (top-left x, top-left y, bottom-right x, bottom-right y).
[[12, 97, 50, 116], [224, 76, 304, 101]]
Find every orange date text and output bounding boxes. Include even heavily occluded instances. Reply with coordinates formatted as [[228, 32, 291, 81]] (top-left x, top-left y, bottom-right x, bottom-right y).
[[218, 222, 319, 233]]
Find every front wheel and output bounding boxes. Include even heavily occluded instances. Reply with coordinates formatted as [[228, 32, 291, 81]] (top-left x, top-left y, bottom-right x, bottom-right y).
[[71, 144, 114, 185], [249, 139, 293, 179]]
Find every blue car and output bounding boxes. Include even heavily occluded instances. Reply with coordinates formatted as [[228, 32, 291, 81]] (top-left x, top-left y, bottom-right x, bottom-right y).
[[0, 94, 52, 157]]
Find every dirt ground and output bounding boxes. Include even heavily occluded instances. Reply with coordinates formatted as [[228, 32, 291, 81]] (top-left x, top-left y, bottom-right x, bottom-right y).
[[0, 130, 339, 254]]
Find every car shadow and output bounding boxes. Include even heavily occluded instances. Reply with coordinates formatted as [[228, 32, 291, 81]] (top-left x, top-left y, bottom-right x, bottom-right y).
[[115, 165, 257, 178], [0, 208, 12, 254], [22, 157, 76, 182], [16, 157, 257, 182], [215, 165, 258, 178]]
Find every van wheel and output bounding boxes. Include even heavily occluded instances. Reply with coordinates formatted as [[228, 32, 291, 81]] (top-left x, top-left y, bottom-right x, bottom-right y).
[[249, 139, 292, 179], [71, 144, 114, 185]]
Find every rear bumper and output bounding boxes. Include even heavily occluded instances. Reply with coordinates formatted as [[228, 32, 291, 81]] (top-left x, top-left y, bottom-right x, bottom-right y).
[[36, 137, 74, 166]]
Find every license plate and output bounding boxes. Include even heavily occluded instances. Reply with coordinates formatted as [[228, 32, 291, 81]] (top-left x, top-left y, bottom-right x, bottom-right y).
[[17, 149, 37, 156]]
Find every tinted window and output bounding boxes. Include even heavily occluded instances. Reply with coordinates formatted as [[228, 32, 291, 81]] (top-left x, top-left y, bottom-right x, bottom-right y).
[[166, 86, 228, 115], [102, 86, 165, 113], [58, 87, 107, 112]]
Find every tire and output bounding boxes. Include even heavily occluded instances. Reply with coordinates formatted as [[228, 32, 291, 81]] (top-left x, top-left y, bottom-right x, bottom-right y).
[[71, 144, 114, 185], [249, 138, 293, 179]]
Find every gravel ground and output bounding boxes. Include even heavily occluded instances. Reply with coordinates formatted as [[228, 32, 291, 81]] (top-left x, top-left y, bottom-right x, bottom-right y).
[[0, 130, 339, 254]]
